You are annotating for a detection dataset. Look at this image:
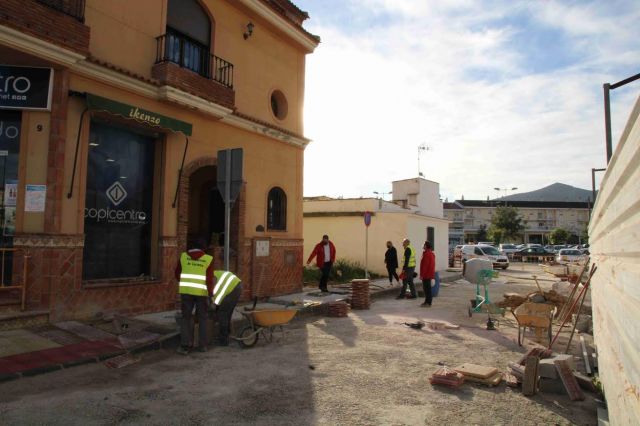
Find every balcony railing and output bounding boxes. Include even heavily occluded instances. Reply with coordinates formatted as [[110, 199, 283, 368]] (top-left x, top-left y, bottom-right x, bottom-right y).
[[37, 0, 85, 22], [155, 31, 234, 89]]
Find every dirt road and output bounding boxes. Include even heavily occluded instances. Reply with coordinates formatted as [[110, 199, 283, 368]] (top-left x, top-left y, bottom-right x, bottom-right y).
[[0, 264, 597, 425]]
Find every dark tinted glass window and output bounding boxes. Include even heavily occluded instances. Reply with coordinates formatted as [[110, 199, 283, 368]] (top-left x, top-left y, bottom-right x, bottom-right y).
[[267, 187, 286, 231], [167, 0, 211, 46], [0, 110, 20, 285], [83, 121, 156, 280]]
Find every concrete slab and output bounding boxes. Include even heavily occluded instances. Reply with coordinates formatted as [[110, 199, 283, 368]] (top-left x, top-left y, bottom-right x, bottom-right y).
[[0, 329, 61, 357], [134, 311, 180, 329], [539, 354, 575, 378], [117, 330, 162, 349]]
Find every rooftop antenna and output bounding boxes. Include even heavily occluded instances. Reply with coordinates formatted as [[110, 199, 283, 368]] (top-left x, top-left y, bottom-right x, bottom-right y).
[[418, 143, 431, 177]]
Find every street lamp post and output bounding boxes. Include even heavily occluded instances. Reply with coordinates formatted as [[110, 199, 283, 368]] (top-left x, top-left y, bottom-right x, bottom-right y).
[[374, 191, 392, 209], [603, 72, 640, 163], [493, 187, 518, 205]]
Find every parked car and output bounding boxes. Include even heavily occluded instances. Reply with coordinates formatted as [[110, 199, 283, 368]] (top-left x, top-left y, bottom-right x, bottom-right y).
[[499, 244, 519, 256], [461, 244, 509, 269], [514, 246, 555, 257], [556, 248, 587, 263]]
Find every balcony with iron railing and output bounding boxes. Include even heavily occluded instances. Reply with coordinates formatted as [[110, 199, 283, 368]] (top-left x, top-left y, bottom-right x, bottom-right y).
[[37, 0, 85, 21], [0, 0, 90, 55], [152, 30, 235, 109]]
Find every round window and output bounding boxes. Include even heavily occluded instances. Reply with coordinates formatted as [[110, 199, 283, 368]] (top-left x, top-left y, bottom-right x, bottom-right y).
[[270, 90, 288, 120]]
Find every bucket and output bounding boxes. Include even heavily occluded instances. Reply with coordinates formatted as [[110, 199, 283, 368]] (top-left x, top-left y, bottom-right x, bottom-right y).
[[432, 272, 440, 297]]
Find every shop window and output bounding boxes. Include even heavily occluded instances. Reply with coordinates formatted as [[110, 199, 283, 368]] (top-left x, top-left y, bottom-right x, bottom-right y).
[[0, 110, 20, 285], [267, 187, 286, 231], [83, 121, 158, 281]]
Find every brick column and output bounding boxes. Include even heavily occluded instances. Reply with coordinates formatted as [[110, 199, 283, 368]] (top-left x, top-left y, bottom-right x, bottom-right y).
[[45, 68, 70, 233]]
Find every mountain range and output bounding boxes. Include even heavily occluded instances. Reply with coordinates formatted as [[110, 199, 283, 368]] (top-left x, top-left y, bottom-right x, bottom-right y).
[[497, 183, 594, 202]]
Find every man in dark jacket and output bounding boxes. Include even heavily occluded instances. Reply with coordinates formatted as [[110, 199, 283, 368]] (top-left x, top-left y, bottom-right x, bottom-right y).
[[306, 234, 336, 292], [384, 241, 399, 286]]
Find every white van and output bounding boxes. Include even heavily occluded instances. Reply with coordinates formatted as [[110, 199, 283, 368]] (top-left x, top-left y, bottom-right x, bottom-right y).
[[461, 244, 509, 269]]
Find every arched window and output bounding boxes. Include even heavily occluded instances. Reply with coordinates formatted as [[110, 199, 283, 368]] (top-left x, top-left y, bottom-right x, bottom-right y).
[[267, 187, 287, 231], [166, 0, 212, 76]]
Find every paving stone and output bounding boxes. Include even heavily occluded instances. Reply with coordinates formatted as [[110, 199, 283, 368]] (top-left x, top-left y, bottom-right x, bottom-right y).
[[0, 329, 61, 357], [539, 354, 575, 378], [54, 321, 116, 341]]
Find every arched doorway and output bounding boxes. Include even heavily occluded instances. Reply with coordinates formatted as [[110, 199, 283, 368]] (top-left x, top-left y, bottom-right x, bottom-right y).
[[178, 157, 242, 271], [187, 166, 224, 247]]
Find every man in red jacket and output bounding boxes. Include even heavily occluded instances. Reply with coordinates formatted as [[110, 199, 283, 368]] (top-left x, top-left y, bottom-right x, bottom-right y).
[[419, 241, 436, 307], [306, 234, 336, 293]]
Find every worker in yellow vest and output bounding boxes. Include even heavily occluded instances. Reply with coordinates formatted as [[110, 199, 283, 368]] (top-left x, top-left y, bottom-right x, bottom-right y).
[[211, 270, 243, 346], [174, 238, 214, 355], [396, 238, 417, 299]]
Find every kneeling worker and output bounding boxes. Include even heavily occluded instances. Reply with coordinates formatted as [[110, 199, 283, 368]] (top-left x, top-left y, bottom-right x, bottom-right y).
[[175, 238, 214, 355], [212, 270, 243, 346]]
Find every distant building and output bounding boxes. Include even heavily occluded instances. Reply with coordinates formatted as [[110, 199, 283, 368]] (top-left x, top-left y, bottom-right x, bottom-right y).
[[443, 200, 590, 245], [303, 178, 449, 275]]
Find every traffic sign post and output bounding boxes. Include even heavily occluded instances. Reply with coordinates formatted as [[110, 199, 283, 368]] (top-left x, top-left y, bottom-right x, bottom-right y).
[[364, 211, 371, 278], [217, 148, 243, 271]]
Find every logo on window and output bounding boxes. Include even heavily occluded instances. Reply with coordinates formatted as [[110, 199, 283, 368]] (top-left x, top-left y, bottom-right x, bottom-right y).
[[106, 181, 127, 206]]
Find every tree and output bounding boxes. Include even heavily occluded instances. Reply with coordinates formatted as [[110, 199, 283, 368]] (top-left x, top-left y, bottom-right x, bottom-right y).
[[476, 224, 488, 242], [580, 225, 589, 245], [549, 228, 570, 244], [488, 226, 504, 245], [489, 206, 524, 242]]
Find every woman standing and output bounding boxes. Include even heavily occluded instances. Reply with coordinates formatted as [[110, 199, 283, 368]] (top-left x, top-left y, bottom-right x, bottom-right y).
[[420, 241, 436, 307], [384, 241, 400, 286]]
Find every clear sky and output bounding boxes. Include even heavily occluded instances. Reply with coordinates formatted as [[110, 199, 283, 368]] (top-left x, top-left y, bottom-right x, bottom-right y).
[[294, 0, 640, 201]]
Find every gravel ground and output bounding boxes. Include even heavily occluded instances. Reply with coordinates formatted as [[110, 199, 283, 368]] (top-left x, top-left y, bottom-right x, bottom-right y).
[[0, 264, 598, 425]]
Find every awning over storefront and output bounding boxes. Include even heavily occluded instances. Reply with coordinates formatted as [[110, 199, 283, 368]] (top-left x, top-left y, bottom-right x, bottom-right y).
[[86, 93, 192, 136]]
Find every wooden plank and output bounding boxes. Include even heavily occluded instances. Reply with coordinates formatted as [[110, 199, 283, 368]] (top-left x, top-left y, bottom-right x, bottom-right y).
[[580, 335, 592, 375], [555, 360, 585, 401], [453, 363, 498, 379], [522, 356, 539, 396]]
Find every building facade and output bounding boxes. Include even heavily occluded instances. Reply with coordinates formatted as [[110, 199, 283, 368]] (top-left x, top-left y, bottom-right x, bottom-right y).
[[0, 0, 318, 324], [303, 178, 450, 275], [443, 200, 590, 245]]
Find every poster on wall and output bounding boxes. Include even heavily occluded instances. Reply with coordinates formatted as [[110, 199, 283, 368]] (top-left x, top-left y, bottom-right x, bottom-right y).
[[4, 180, 17, 207], [25, 184, 46, 212], [3, 207, 15, 236]]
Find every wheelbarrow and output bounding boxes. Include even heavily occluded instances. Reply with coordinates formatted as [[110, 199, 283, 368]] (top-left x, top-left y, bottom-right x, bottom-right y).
[[512, 302, 556, 346], [233, 309, 297, 349]]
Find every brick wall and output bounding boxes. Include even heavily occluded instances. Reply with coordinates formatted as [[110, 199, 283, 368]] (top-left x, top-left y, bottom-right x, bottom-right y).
[[152, 62, 235, 110], [14, 234, 179, 321], [0, 0, 90, 55]]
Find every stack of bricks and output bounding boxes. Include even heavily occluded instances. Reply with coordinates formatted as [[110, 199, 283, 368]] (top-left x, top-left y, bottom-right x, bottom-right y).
[[328, 301, 349, 317], [350, 279, 370, 310]]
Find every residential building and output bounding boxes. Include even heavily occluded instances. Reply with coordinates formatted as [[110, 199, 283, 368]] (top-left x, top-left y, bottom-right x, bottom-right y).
[[0, 0, 318, 324], [589, 94, 640, 425], [303, 178, 450, 276], [443, 200, 590, 245]]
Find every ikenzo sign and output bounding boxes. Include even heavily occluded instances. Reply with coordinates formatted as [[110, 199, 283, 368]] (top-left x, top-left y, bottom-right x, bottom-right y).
[[0, 66, 53, 110]]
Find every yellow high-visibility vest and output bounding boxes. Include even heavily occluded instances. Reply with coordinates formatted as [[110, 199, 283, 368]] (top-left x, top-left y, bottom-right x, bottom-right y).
[[403, 246, 416, 268], [178, 252, 213, 296], [212, 270, 241, 305]]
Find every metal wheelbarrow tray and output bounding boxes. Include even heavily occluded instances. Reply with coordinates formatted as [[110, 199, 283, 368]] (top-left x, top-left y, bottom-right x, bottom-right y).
[[233, 309, 297, 348], [512, 302, 556, 346]]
